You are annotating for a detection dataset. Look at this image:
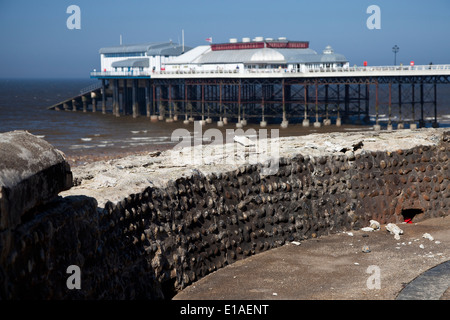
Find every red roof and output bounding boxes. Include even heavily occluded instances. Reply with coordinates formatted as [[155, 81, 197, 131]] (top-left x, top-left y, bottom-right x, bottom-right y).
[[211, 41, 309, 51]]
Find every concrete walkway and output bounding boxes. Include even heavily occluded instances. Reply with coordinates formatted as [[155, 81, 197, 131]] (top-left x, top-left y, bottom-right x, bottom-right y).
[[173, 215, 450, 300]]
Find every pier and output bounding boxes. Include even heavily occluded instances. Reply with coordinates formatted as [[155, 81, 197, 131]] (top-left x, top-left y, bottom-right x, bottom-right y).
[[49, 64, 450, 129], [48, 38, 450, 129]]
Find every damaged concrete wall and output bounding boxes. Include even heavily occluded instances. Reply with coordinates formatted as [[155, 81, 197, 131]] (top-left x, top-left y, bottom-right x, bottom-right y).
[[101, 132, 449, 296], [0, 130, 449, 299], [0, 131, 73, 230]]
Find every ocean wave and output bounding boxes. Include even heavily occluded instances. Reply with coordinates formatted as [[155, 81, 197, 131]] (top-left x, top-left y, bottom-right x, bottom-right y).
[[69, 144, 96, 150]]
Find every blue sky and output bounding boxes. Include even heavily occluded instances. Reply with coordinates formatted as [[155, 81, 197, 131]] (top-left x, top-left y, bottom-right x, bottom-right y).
[[0, 0, 449, 78]]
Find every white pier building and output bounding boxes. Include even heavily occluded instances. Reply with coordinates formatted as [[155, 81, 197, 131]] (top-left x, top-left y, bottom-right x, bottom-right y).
[[96, 37, 349, 76]]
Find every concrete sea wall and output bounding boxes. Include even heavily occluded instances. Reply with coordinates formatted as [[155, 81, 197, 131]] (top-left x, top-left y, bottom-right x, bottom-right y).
[[0, 129, 449, 299]]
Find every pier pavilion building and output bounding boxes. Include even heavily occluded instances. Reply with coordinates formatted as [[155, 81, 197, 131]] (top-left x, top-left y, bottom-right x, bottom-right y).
[[163, 37, 349, 74], [99, 41, 191, 76]]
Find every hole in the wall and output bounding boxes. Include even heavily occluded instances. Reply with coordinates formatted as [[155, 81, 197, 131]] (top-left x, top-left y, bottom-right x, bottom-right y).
[[401, 208, 424, 224]]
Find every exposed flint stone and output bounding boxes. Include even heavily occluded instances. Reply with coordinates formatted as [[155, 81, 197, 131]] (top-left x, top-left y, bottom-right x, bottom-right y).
[[318, 156, 327, 165], [345, 151, 355, 161]]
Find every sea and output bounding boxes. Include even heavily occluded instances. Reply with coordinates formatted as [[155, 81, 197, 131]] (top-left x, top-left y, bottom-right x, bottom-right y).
[[0, 78, 449, 166]]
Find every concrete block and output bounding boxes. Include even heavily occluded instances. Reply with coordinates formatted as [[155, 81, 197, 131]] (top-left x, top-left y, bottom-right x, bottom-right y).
[[0, 131, 73, 231]]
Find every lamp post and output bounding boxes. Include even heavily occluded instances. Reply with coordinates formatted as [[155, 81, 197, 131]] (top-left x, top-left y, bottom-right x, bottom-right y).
[[392, 45, 399, 66]]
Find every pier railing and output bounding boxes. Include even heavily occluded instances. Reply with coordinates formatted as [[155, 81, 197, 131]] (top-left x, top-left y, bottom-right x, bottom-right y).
[[90, 64, 450, 78], [80, 82, 103, 95]]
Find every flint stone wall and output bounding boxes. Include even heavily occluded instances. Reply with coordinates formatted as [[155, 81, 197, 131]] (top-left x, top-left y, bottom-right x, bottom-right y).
[[0, 130, 449, 299]]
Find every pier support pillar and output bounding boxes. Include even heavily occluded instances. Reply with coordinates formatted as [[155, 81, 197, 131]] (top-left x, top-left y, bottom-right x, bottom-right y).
[[411, 83, 416, 130], [113, 79, 120, 117], [419, 82, 425, 128], [72, 99, 77, 112], [398, 83, 403, 129], [101, 79, 106, 114], [158, 103, 165, 121], [145, 84, 150, 117], [374, 82, 380, 131], [281, 79, 288, 128], [303, 85, 309, 127], [82, 96, 87, 113], [92, 98, 97, 113], [432, 81, 439, 128], [132, 80, 138, 118], [313, 83, 321, 128]]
